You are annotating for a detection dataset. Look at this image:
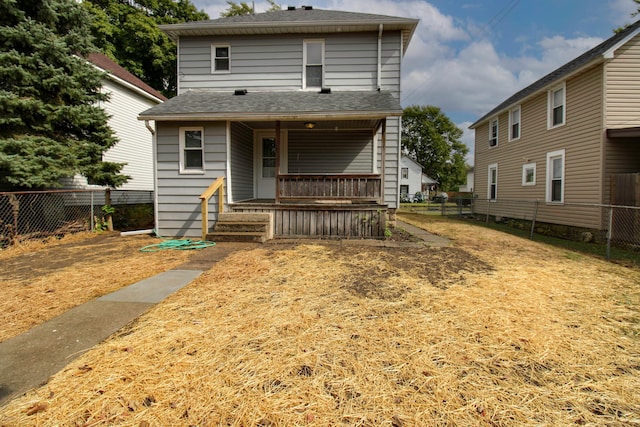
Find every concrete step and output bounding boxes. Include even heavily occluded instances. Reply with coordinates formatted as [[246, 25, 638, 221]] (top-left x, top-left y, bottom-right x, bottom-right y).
[[207, 231, 267, 243]]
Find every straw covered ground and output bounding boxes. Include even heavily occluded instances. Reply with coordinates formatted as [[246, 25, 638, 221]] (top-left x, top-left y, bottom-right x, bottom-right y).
[[0, 232, 194, 342], [1, 215, 639, 426]]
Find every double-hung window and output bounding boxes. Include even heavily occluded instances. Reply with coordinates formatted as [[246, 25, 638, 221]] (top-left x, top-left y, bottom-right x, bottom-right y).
[[548, 83, 565, 128], [488, 163, 498, 201], [401, 168, 409, 179], [179, 127, 205, 173], [303, 40, 324, 89], [509, 106, 521, 141], [489, 118, 498, 147], [546, 150, 565, 203], [212, 45, 230, 73]]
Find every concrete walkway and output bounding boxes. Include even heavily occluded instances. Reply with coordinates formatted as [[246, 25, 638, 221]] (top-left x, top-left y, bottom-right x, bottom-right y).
[[0, 224, 447, 407]]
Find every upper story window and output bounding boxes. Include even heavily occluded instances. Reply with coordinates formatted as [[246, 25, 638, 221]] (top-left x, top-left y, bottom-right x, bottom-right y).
[[303, 40, 324, 89], [401, 168, 409, 179], [179, 127, 205, 174], [546, 149, 565, 203], [212, 45, 230, 73], [548, 83, 565, 128], [489, 118, 498, 147], [509, 106, 521, 141]]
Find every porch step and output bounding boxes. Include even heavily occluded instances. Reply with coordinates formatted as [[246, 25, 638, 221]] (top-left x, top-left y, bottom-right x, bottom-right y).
[[207, 212, 273, 243]]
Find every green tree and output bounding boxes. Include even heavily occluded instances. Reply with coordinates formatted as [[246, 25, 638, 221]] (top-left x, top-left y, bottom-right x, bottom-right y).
[[0, 0, 127, 190], [83, 0, 208, 98], [401, 105, 468, 191], [220, 0, 281, 17]]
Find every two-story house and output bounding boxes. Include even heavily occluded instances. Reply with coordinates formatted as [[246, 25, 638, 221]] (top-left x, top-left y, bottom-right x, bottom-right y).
[[470, 20, 640, 236], [399, 154, 423, 200], [139, 7, 418, 240]]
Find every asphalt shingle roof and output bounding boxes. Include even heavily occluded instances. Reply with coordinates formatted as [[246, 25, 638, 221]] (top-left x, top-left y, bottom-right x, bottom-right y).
[[138, 90, 403, 120], [470, 19, 640, 129]]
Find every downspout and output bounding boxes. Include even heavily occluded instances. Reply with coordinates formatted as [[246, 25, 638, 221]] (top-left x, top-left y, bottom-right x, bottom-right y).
[[144, 120, 159, 235], [377, 24, 383, 91]]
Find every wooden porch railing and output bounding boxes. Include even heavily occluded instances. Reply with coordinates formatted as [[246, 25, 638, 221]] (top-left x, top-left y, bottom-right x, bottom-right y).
[[277, 174, 382, 202], [199, 176, 225, 241]]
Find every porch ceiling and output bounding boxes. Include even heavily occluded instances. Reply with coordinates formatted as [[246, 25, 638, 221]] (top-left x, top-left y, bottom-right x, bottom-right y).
[[607, 126, 640, 139], [243, 119, 380, 130], [138, 90, 403, 122]]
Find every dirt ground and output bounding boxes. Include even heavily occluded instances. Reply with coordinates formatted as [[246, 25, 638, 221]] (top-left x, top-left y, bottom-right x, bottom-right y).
[[1, 217, 639, 426]]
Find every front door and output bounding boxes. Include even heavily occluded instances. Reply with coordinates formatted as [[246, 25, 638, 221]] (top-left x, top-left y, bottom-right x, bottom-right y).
[[257, 135, 276, 199]]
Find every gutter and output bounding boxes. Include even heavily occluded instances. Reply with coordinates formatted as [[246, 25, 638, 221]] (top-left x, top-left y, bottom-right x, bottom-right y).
[[144, 120, 160, 235], [377, 24, 383, 91]]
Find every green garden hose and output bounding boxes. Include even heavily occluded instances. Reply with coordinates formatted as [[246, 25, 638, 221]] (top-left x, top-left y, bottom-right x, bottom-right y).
[[140, 238, 216, 252]]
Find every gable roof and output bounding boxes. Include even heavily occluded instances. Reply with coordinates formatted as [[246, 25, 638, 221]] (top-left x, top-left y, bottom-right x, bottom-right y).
[[160, 7, 419, 54], [87, 52, 167, 103], [401, 153, 423, 170], [469, 19, 640, 129], [138, 89, 402, 121]]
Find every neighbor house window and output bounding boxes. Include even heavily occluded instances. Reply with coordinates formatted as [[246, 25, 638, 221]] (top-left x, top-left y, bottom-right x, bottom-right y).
[[179, 127, 205, 173], [548, 83, 565, 128], [546, 149, 565, 203], [489, 118, 498, 147], [522, 163, 536, 186], [400, 185, 409, 195], [401, 167, 409, 179], [509, 106, 521, 141], [488, 163, 498, 200], [303, 40, 324, 89], [212, 45, 230, 72]]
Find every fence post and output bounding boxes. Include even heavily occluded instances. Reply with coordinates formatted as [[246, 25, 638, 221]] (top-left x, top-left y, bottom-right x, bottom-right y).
[[530, 200, 538, 240], [606, 206, 613, 260], [105, 188, 113, 232], [90, 191, 95, 231]]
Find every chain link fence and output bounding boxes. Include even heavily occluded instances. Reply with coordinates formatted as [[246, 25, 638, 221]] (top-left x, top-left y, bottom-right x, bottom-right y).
[[0, 189, 153, 247], [402, 197, 640, 261]]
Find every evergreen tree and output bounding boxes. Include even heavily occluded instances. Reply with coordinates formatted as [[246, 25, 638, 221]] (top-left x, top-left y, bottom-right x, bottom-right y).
[[83, 0, 209, 98], [0, 0, 128, 190], [401, 105, 468, 191]]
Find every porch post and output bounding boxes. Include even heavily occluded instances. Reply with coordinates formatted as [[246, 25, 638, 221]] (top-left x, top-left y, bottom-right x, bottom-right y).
[[380, 119, 386, 205], [275, 120, 281, 204]]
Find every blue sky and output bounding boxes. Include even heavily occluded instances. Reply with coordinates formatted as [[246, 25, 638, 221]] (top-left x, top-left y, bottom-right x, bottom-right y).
[[190, 0, 639, 163]]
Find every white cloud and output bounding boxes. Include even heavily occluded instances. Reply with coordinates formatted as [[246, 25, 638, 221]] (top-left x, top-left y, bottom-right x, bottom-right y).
[[609, 0, 637, 26]]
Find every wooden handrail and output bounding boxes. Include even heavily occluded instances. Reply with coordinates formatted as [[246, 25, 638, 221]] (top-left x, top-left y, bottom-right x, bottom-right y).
[[199, 176, 225, 241]]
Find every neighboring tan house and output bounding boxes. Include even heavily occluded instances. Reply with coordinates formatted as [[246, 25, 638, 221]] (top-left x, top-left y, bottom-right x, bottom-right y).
[[139, 7, 419, 239], [63, 53, 167, 192], [399, 154, 423, 199], [469, 20, 640, 233]]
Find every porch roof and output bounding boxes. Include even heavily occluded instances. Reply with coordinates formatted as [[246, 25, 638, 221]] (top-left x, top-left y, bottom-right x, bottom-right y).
[[138, 90, 403, 121]]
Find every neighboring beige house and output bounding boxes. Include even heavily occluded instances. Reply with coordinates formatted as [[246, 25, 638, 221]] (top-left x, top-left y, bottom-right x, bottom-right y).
[[469, 20, 640, 232]]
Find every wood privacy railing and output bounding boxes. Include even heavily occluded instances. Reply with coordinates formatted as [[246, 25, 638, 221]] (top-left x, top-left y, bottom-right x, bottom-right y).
[[199, 176, 224, 241], [278, 174, 382, 202]]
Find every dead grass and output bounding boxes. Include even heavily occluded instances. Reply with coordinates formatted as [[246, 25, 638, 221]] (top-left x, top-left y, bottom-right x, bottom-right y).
[[1, 216, 639, 426], [0, 232, 194, 342]]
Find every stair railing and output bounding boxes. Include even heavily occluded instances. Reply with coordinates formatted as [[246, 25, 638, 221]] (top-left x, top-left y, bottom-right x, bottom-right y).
[[199, 176, 225, 241]]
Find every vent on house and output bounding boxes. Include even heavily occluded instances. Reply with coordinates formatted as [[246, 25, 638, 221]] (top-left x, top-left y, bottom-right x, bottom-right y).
[[319, 87, 331, 94], [302, 5, 313, 10], [287, 6, 296, 10], [234, 89, 247, 95]]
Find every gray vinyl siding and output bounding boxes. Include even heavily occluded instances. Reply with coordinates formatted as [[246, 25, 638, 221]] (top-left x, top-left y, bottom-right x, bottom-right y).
[[156, 121, 227, 237], [606, 33, 640, 128], [474, 66, 604, 229], [178, 32, 402, 94], [384, 116, 400, 208], [288, 130, 373, 173], [230, 122, 254, 201]]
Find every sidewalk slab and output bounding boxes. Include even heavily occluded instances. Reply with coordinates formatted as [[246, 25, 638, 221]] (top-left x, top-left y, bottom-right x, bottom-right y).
[[98, 269, 202, 303], [396, 220, 450, 247]]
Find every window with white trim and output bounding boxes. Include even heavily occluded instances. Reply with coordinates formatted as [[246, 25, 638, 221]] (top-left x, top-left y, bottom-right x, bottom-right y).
[[488, 163, 498, 201], [303, 40, 324, 89], [522, 162, 536, 186], [401, 168, 409, 179], [509, 106, 521, 141], [489, 118, 498, 147], [548, 83, 565, 128], [546, 149, 565, 203], [179, 127, 205, 173], [212, 45, 230, 73]]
